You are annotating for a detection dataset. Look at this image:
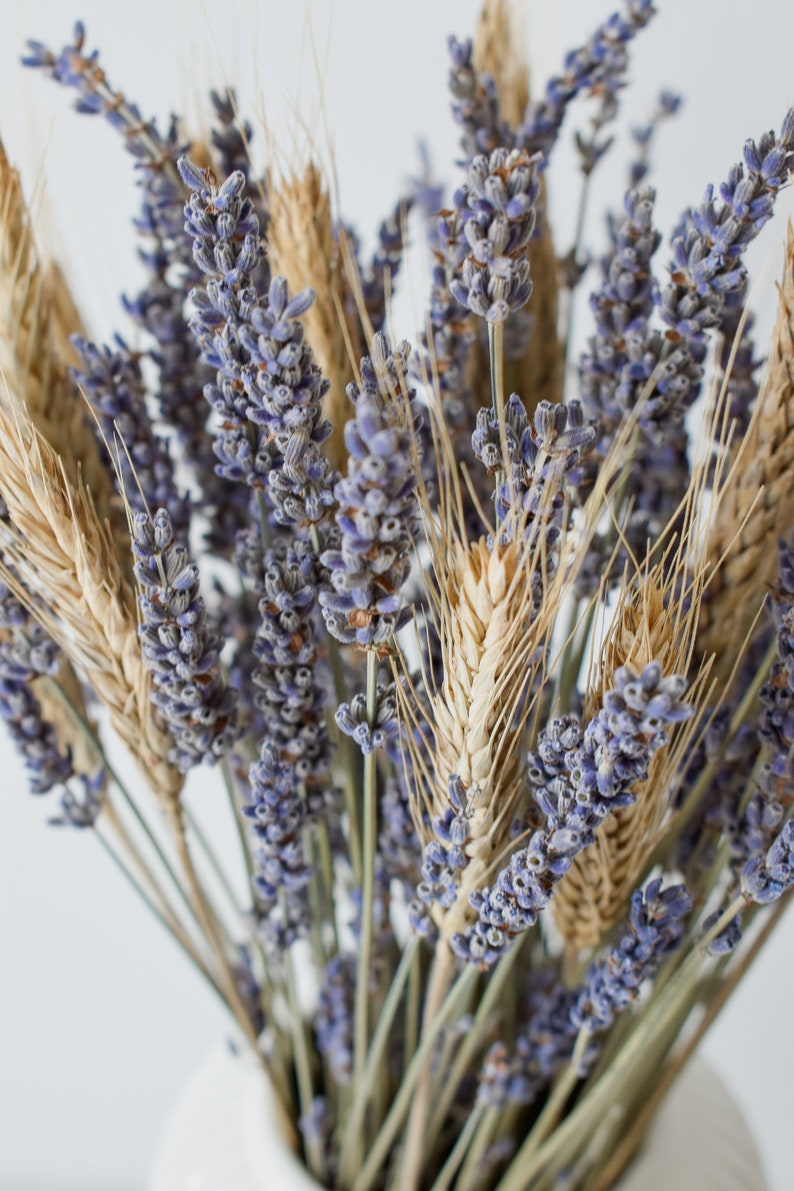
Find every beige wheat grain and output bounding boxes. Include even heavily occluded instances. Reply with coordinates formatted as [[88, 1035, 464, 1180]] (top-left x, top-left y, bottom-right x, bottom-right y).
[[267, 161, 363, 471], [0, 407, 182, 803], [696, 223, 794, 673]]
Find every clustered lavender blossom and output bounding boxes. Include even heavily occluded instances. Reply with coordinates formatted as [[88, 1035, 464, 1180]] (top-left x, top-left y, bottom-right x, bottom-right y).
[[132, 509, 238, 772], [446, 147, 540, 324], [479, 877, 691, 1106], [320, 333, 419, 651], [456, 663, 692, 963]]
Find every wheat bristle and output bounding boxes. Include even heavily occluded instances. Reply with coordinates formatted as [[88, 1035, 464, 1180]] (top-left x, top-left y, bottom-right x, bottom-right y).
[[0, 407, 182, 803], [473, 0, 529, 128], [696, 222, 794, 672], [0, 139, 122, 546], [267, 162, 362, 472]]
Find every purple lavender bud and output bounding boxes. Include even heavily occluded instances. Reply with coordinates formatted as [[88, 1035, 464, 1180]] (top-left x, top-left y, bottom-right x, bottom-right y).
[[519, 2, 656, 161], [320, 333, 419, 650], [71, 336, 190, 540], [742, 820, 794, 905], [447, 37, 514, 161], [335, 682, 400, 756], [448, 148, 540, 324], [702, 909, 742, 956], [573, 878, 691, 1033], [315, 954, 356, 1084], [49, 773, 104, 829], [132, 509, 239, 771], [456, 664, 691, 963]]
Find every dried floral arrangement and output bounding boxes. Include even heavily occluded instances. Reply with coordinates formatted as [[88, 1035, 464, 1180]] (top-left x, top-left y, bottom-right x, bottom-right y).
[[3, 2, 794, 1188]]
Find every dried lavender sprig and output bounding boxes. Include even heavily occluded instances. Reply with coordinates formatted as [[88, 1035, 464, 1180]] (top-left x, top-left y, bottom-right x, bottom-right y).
[[572, 878, 692, 1034], [71, 336, 190, 540], [518, 1, 656, 162], [448, 147, 541, 324], [336, 681, 400, 756], [23, 25, 214, 500], [578, 185, 661, 456], [132, 509, 239, 772], [628, 89, 682, 188], [320, 332, 419, 651], [448, 37, 513, 160], [742, 819, 794, 904], [0, 635, 73, 795], [209, 89, 271, 297], [359, 197, 414, 334], [454, 663, 692, 964]]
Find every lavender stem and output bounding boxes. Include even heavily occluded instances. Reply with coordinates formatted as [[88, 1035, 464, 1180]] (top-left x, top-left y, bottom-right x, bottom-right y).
[[352, 650, 380, 1121], [429, 1106, 485, 1191]]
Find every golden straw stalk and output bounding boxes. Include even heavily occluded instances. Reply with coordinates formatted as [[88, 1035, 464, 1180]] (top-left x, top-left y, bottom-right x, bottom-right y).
[[0, 407, 182, 803]]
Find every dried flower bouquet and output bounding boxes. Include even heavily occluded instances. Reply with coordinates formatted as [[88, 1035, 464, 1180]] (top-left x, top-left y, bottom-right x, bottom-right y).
[[2, 2, 794, 1189]]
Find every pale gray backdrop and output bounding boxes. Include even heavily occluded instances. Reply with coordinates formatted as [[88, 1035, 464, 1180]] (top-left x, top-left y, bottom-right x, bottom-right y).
[[0, 1, 792, 1187]]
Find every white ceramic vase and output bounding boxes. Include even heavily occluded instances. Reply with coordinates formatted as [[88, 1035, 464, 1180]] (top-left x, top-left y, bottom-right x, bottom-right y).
[[148, 1044, 767, 1191]]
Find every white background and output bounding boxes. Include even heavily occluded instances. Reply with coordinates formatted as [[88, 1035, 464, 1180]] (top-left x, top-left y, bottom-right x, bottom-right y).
[[0, 1, 792, 1187]]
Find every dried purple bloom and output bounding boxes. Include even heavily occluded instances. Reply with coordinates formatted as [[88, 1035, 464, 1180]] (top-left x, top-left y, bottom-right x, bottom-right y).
[[320, 333, 419, 651], [132, 509, 239, 771], [702, 908, 742, 956], [71, 336, 189, 540], [455, 664, 691, 963], [335, 681, 400, 756], [572, 878, 691, 1034], [316, 953, 356, 1084], [519, 1, 656, 161], [359, 198, 414, 334], [741, 820, 794, 905], [448, 148, 540, 323], [447, 37, 513, 160], [628, 89, 682, 189]]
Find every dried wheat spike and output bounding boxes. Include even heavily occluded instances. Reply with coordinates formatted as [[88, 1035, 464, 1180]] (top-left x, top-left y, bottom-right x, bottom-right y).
[[33, 661, 105, 781], [0, 139, 122, 544], [554, 563, 705, 953], [267, 161, 363, 471], [473, 0, 529, 128], [423, 536, 546, 939], [697, 222, 794, 674], [0, 407, 182, 803]]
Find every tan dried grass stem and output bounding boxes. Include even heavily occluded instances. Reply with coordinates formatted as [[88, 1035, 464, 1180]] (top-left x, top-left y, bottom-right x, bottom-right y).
[[0, 139, 122, 546], [0, 406, 182, 803], [696, 222, 794, 673], [267, 161, 362, 470]]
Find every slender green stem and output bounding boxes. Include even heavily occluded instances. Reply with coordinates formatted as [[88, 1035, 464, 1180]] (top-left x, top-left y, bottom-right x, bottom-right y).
[[352, 964, 479, 1191], [456, 1107, 500, 1191], [488, 321, 507, 531], [517, 1029, 590, 1163], [562, 171, 592, 377], [338, 938, 420, 1186], [429, 1106, 485, 1191], [350, 651, 380, 1155], [184, 804, 246, 922], [221, 755, 256, 889], [94, 822, 221, 999], [428, 939, 523, 1138], [404, 940, 422, 1069], [47, 677, 201, 933], [283, 944, 327, 1183]]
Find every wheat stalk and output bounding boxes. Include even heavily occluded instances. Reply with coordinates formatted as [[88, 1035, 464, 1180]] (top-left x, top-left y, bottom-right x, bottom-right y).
[[0, 406, 182, 803], [696, 222, 794, 672], [0, 139, 122, 543], [267, 161, 363, 471]]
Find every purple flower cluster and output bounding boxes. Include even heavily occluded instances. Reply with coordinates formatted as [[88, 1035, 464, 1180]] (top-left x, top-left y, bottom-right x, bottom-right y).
[[742, 820, 794, 905], [132, 509, 239, 772], [71, 336, 189, 540], [0, 579, 73, 797], [320, 333, 418, 651], [447, 148, 540, 324], [519, 1, 656, 161], [179, 159, 335, 535], [579, 186, 661, 450], [23, 24, 216, 514], [572, 879, 691, 1034], [447, 37, 512, 160], [414, 775, 473, 917], [455, 664, 691, 964], [335, 681, 400, 756], [358, 198, 414, 335], [482, 396, 596, 538], [316, 953, 356, 1085]]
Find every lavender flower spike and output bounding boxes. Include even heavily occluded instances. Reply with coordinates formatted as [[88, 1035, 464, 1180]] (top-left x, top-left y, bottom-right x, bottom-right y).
[[455, 663, 692, 964], [132, 509, 238, 772], [448, 147, 541, 324], [320, 332, 419, 651]]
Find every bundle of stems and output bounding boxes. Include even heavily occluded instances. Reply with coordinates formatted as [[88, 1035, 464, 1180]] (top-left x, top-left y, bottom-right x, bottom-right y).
[[3, 4, 794, 1189]]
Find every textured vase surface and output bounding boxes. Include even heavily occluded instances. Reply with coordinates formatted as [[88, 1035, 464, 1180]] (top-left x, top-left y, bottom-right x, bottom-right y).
[[149, 1044, 767, 1191]]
